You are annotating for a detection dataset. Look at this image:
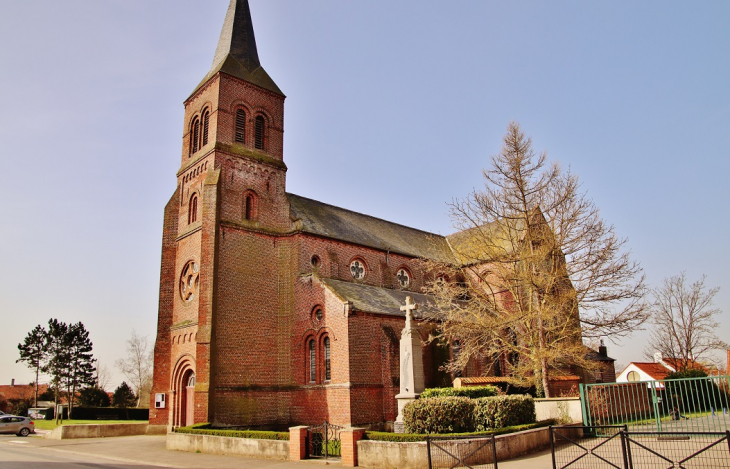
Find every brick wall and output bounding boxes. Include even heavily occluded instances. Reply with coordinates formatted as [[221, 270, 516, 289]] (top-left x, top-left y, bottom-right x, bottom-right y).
[[149, 191, 179, 425]]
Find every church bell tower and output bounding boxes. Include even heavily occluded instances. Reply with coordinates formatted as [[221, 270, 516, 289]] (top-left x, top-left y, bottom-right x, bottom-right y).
[[151, 0, 290, 428]]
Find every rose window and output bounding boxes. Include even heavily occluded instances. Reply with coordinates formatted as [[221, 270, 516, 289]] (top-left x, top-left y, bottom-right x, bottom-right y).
[[350, 260, 365, 280], [180, 261, 200, 302], [397, 269, 411, 288]]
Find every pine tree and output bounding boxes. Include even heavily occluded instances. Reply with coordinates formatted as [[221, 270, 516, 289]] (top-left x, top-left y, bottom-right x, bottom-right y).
[[17, 325, 48, 407], [65, 322, 96, 418], [43, 319, 70, 412]]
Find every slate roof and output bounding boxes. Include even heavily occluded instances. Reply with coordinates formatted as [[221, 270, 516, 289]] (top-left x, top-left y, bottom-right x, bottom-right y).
[[288, 194, 454, 262], [192, 0, 283, 97], [320, 277, 439, 318]]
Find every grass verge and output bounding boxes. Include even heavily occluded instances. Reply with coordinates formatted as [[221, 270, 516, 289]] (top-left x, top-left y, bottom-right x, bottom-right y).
[[173, 423, 289, 441]]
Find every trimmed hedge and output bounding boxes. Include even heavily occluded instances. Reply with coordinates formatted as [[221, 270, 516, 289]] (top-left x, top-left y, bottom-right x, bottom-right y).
[[70, 407, 149, 421], [174, 424, 289, 441], [403, 394, 536, 434], [403, 397, 474, 434], [420, 386, 499, 399], [365, 419, 555, 442], [473, 395, 536, 431]]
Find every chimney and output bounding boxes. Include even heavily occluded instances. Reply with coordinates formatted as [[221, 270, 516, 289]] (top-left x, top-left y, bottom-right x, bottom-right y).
[[598, 339, 607, 358], [653, 352, 663, 363], [11, 379, 14, 386]]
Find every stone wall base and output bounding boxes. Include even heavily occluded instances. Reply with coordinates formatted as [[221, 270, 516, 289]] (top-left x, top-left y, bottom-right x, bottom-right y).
[[166, 432, 289, 460]]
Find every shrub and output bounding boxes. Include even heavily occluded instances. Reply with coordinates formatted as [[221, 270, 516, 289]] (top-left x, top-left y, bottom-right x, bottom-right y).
[[420, 386, 499, 399], [174, 425, 289, 440], [78, 387, 112, 407], [66, 407, 148, 421], [473, 395, 536, 431], [403, 397, 475, 434]]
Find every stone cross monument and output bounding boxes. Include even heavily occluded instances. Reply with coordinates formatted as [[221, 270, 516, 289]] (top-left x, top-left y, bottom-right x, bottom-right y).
[[394, 296, 425, 433]]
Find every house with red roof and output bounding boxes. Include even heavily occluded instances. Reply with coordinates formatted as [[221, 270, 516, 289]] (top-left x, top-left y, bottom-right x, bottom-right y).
[[616, 353, 710, 385], [0, 380, 50, 413]]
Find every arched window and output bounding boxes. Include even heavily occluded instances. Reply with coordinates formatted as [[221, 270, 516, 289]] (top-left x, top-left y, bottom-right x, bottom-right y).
[[189, 194, 198, 224], [201, 108, 210, 146], [244, 193, 256, 220], [324, 336, 331, 381], [308, 339, 316, 383], [235, 109, 246, 143], [254, 115, 265, 150], [190, 117, 200, 155]]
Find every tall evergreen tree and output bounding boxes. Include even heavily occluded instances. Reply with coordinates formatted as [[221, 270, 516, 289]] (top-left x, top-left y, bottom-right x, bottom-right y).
[[42, 319, 70, 413], [17, 324, 48, 407], [65, 322, 96, 417]]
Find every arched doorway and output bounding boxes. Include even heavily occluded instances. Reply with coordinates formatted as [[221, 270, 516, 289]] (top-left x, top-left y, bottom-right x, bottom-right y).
[[172, 357, 195, 427], [180, 371, 196, 427]]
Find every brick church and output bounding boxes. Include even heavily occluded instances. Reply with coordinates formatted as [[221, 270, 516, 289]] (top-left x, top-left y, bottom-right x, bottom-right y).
[[149, 0, 609, 430]]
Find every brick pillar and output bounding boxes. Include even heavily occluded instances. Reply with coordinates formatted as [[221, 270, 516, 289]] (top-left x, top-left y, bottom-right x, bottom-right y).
[[341, 427, 366, 467], [289, 426, 309, 461]]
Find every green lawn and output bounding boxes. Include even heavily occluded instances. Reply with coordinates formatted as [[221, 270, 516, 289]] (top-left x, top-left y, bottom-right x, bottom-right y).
[[33, 420, 147, 431]]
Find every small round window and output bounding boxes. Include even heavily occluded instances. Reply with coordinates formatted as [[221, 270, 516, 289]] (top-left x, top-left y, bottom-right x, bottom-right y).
[[396, 268, 411, 288], [627, 371, 640, 382], [180, 261, 200, 302], [311, 255, 321, 268], [350, 260, 366, 279], [313, 307, 324, 322]]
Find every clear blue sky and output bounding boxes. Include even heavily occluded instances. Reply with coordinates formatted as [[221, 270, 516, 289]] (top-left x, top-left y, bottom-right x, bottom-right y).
[[1, 0, 728, 388]]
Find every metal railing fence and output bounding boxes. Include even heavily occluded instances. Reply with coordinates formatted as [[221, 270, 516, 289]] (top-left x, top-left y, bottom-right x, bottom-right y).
[[580, 375, 730, 432], [551, 425, 730, 469], [426, 434, 498, 469]]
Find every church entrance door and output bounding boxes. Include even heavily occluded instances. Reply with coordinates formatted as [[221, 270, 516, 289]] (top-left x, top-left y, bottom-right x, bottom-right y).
[[184, 372, 195, 427]]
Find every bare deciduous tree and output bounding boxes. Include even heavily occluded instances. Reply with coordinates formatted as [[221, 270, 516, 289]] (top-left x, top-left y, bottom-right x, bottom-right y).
[[95, 363, 113, 392], [115, 330, 153, 408], [423, 122, 649, 397], [645, 273, 727, 371]]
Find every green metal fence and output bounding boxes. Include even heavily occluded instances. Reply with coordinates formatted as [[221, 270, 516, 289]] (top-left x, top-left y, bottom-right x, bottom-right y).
[[580, 376, 730, 432]]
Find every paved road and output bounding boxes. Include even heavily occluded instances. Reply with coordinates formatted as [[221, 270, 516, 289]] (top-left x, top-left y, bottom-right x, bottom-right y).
[[0, 435, 313, 469], [0, 433, 555, 468]]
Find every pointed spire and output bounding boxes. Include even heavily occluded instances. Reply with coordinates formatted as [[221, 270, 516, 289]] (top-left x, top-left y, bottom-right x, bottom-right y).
[[192, 0, 283, 97]]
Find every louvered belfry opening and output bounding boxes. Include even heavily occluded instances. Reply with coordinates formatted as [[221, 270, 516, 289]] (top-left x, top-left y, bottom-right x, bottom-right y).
[[202, 109, 210, 146], [254, 115, 265, 150], [191, 118, 200, 154], [235, 109, 246, 143]]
